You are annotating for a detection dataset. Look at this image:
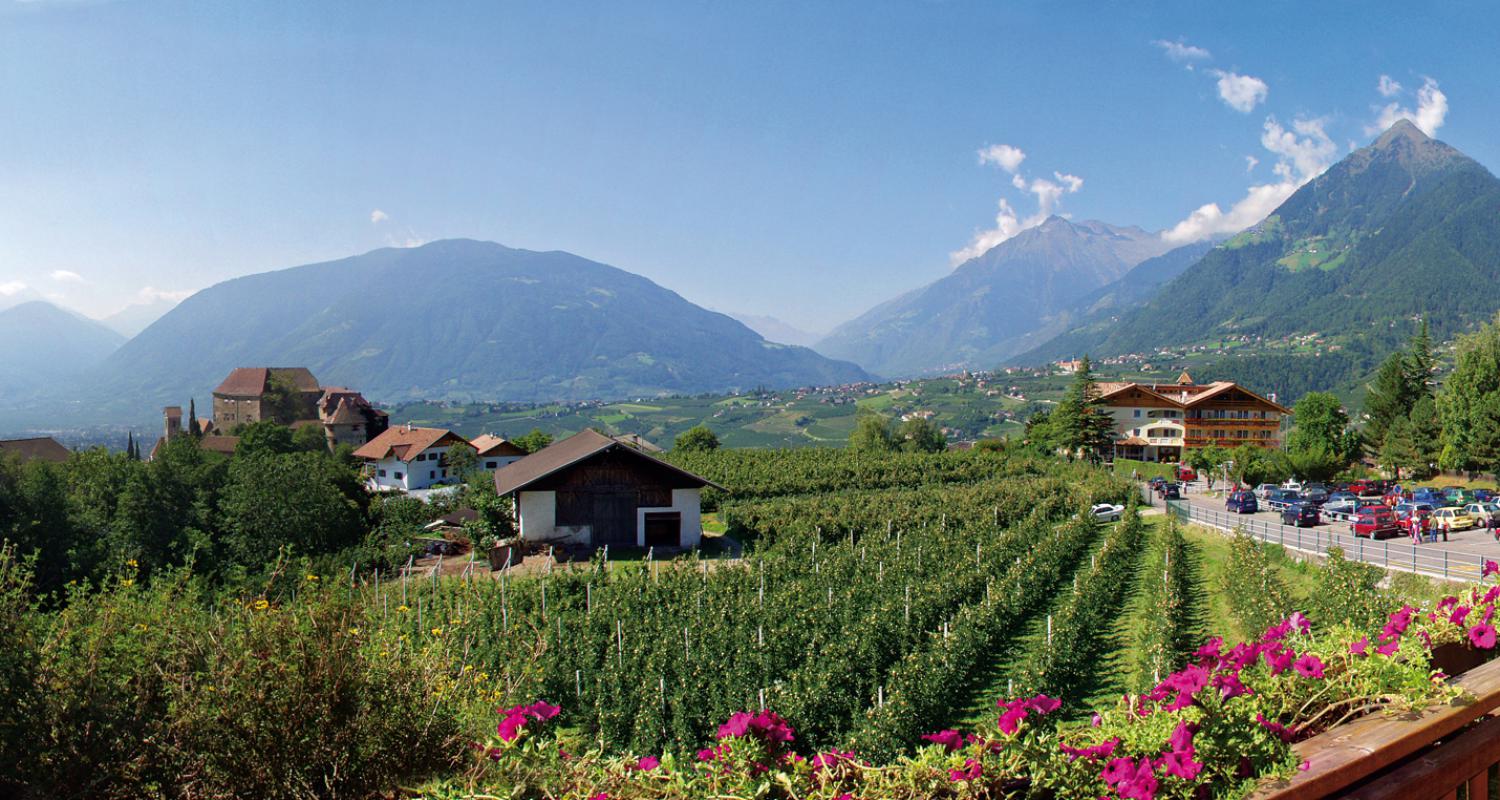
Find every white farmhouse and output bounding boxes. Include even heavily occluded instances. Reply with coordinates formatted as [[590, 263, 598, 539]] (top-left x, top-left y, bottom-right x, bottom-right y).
[[354, 424, 474, 491]]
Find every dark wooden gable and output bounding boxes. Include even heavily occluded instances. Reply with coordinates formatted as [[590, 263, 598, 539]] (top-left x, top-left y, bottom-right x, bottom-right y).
[[531, 447, 698, 547]]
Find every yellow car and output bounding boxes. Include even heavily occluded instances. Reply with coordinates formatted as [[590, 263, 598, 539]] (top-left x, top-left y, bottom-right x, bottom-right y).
[[1433, 507, 1476, 532]]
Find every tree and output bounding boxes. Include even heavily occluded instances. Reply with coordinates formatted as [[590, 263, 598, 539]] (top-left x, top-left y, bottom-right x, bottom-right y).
[[218, 452, 366, 567], [1279, 441, 1345, 483], [513, 429, 554, 454], [848, 413, 894, 453], [125, 432, 137, 461], [1186, 445, 1229, 488], [291, 423, 329, 452], [897, 417, 946, 453], [261, 372, 307, 425], [674, 425, 720, 453], [188, 398, 202, 437], [1363, 350, 1415, 449], [443, 442, 479, 479], [1438, 314, 1500, 472], [1048, 357, 1115, 461], [234, 421, 296, 457], [1287, 392, 1357, 467], [1023, 409, 1057, 453], [1228, 444, 1283, 487], [1379, 417, 1424, 480]]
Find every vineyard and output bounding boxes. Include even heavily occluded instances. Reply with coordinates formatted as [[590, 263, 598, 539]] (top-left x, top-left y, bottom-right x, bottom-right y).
[[0, 446, 1463, 799]]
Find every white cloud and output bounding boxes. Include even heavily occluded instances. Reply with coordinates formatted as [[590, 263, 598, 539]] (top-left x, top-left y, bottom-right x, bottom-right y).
[[1163, 116, 1335, 245], [951, 168, 1084, 263], [370, 208, 389, 224], [0, 281, 27, 296], [1378, 74, 1403, 98], [1367, 76, 1448, 136], [49, 269, 85, 283], [1245, 155, 1259, 172], [1153, 39, 1211, 65], [1211, 70, 1268, 113], [977, 144, 1026, 173], [137, 286, 194, 304]]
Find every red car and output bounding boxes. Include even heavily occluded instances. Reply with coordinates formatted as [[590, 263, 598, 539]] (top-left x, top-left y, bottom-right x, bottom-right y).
[[1177, 466, 1198, 482], [1353, 508, 1400, 539], [1349, 480, 1377, 497]]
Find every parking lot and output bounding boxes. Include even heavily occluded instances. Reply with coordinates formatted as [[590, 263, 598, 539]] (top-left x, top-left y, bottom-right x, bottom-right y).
[[1161, 479, 1500, 581]]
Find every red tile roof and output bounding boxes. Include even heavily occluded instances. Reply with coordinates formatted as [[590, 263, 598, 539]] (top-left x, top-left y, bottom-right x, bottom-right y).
[[353, 425, 469, 462], [213, 367, 321, 397], [0, 437, 70, 463], [470, 434, 526, 458]]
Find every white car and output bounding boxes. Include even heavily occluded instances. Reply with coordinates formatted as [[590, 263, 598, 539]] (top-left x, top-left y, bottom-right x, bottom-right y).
[[1091, 503, 1126, 522], [1254, 484, 1278, 500]]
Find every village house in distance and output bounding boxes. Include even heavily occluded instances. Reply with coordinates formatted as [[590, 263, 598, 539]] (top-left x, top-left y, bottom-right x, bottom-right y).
[[1095, 371, 1290, 463], [353, 425, 529, 492], [493, 429, 721, 550], [152, 367, 389, 458]]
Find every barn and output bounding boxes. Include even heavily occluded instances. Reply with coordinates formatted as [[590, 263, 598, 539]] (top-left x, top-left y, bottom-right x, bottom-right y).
[[492, 429, 723, 550]]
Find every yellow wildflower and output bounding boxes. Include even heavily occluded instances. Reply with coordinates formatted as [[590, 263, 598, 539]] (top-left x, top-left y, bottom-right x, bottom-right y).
[[397, 604, 410, 613], [125, 559, 138, 568], [305, 574, 319, 582], [253, 598, 270, 611], [431, 627, 444, 636]]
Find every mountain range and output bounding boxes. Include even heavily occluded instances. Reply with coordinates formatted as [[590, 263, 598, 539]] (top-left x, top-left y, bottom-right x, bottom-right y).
[[0, 301, 124, 400], [77, 240, 868, 420], [815, 217, 1182, 376], [1021, 119, 1500, 364]]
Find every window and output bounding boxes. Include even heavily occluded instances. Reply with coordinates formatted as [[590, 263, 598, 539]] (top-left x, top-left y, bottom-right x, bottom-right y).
[[1133, 409, 1141, 418], [378, 469, 387, 477], [395, 472, 404, 480], [430, 471, 436, 479], [486, 461, 497, 469]]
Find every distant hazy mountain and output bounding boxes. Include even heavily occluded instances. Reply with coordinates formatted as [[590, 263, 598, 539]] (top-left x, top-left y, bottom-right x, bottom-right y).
[[729, 313, 824, 347], [89, 240, 870, 415], [101, 297, 182, 338], [0, 286, 46, 313], [1023, 120, 1500, 363], [0, 301, 124, 398], [815, 217, 1176, 376]]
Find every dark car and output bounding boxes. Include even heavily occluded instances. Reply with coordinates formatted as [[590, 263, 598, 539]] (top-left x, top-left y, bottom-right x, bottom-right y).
[[1226, 491, 1258, 514], [1281, 502, 1320, 527], [1301, 487, 1330, 506], [1266, 489, 1301, 507], [1161, 483, 1181, 500], [1475, 489, 1494, 502]]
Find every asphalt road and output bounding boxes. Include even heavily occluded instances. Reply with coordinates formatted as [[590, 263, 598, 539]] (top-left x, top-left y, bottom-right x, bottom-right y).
[[1172, 480, 1500, 562]]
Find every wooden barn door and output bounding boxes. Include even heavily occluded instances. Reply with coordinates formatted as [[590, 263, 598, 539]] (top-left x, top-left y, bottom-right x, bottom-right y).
[[592, 491, 637, 546]]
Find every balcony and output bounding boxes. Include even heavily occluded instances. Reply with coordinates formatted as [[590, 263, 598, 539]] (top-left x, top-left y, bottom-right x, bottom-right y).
[[1252, 655, 1500, 799]]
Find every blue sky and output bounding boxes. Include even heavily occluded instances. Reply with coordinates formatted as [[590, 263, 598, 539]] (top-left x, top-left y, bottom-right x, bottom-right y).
[[1, 1, 1496, 331]]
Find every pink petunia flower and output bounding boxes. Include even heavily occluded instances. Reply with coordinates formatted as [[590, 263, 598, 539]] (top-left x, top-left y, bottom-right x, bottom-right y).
[[921, 730, 964, 752], [948, 758, 982, 782], [1471, 623, 1498, 649], [1376, 639, 1400, 656], [1289, 612, 1311, 635], [1349, 637, 1368, 656], [635, 755, 660, 772], [1158, 749, 1203, 781], [1263, 646, 1295, 676], [1257, 713, 1296, 743], [1484, 560, 1499, 578], [1294, 654, 1326, 679]]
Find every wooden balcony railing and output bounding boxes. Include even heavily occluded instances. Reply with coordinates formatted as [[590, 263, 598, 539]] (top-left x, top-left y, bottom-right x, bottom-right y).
[[1252, 655, 1500, 799]]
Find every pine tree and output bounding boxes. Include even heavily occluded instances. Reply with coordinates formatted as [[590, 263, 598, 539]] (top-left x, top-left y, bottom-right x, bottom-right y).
[[1052, 356, 1114, 462], [125, 431, 136, 460], [1380, 417, 1422, 480], [1362, 349, 1412, 449], [188, 398, 202, 437], [1408, 317, 1434, 393]]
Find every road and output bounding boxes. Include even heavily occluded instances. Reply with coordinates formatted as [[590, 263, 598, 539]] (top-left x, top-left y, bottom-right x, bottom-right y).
[[1158, 480, 1500, 582]]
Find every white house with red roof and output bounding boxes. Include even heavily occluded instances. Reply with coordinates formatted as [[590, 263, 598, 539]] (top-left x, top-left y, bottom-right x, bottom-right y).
[[353, 424, 474, 491]]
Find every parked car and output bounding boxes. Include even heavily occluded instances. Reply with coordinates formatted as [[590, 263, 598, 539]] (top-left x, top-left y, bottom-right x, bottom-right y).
[[1327, 491, 1358, 505], [1475, 489, 1495, 502], [1226, 491, 1258, 514], [1149, 476, 1167, 490], [1254, 483, 1278, 500], [1265, 489, 1301, 509], [1300, 487, 1330, 506], [1322, 499, 1359, 518], [1394, 502, 1437, 523], [1281, 479, 1304, 492], [1463, 502, 1500, 526], [1433, 507, 1476, 533], [1353, 509, 1400, 539], [1348, 480, 1376, 496], [1177, 466, 1198, 482], [1281, 502, 1320, 527], [1161, 483, 1181, 500], [1090, 503, 1126, 522], [1412, 488, 1447, 505]]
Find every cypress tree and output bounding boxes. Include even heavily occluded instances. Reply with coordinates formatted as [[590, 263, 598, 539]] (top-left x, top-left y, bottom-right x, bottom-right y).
[[188, 398, 202, 437]]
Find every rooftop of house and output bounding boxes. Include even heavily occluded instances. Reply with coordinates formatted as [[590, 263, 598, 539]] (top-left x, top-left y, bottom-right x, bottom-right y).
[[0, 436, 71, 463], [492, 428, 722, 497], [352, 424, 467, 462], [471, 433, 527, 458], [213, 367, 321, 397]]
